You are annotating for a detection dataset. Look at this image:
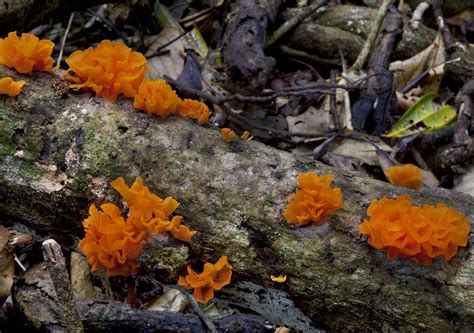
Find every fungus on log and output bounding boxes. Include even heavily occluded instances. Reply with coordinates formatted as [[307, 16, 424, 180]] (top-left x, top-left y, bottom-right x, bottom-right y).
[[0, 67, 473, 332]]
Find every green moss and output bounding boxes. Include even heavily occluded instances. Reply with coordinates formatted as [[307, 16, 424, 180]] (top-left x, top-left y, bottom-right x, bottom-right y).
[[0, 107, 18, 155], [140, 243, 189, 281]]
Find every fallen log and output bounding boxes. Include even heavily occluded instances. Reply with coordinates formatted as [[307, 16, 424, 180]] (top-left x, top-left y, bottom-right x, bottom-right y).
[[284, 5, 474, 82], [0, 66, 473, 332]]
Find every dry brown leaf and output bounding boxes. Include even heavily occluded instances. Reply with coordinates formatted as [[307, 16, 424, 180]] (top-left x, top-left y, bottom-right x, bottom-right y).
[[328, 137, 392, 166], [390, 31, 445, 94], [145, 28, 186, 80], [287, 106, 333, 143]]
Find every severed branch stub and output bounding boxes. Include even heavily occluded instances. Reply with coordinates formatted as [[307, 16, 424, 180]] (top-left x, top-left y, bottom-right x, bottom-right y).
[[42, 239, 84, 333]]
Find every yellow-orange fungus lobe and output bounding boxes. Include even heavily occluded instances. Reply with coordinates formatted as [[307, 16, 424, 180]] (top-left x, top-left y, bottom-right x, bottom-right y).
[[65, 40, 147, 101], [0, 77, 25, 96], [283, 172, 343, 226], [220, 128, 236, 142], [359, 195, 470, 265], [111, 177, 195, 242], [0, 32, 54, 74], [178, 256, 232, 303], [241, 131, 253, 141], [78, 203, 147, 276], [271, 275, 287, 283], [177, 98, 211, 124], [384, 164, 422, 190], [133, 78, 180, 117]]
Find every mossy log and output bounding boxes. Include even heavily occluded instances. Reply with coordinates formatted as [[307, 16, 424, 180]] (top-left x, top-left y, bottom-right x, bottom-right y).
[[284, 5, 474, 82], [0, 66, 473, 332]]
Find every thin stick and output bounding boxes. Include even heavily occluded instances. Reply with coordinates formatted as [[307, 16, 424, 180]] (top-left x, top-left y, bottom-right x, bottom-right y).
[[42, 239, 84, 333], [174, 286, 217, 333], [352, 0, 392, 71], [57, 12, 75, 67]]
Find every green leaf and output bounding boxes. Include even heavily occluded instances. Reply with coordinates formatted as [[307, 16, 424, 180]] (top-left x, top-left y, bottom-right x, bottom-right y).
[[384, 92, 457, 138]]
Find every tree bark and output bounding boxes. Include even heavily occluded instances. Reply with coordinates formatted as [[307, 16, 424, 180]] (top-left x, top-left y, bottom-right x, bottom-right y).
[[0, 66, 473, 332]]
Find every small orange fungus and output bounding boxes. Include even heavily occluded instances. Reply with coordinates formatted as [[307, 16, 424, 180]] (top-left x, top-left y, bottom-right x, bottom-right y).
[[66, 40, 147, 101], [78, 203, 147, 276], [111, 177, 195, 242], [284, 172, 343, 226], [0, 77, 25, 96], [133, 79, 180, 117], [360, 195, 471, 265], [0, 32, 54, 74], [384, 164, 422, 190], [177, 98, 211, 124], [221, 128, 236, 142], [241, 131, 253, 141], [178, 256, 232, 303], [271, 275, 287, 283]]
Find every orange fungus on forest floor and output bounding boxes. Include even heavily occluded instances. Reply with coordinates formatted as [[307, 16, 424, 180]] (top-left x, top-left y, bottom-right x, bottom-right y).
[[178, 256, 232, 303], [384, 164, 422, 190], [359, 195, 470, 265], [0, 32, 54, 74], [66, 40, 147, 101], [284, 172, 343, 226], [79, 177, 195, 276]]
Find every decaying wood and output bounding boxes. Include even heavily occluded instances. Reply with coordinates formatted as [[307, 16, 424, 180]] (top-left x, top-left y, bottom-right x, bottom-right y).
[[351, 8, 403, 135], [221, 0, 282, 92], [1, 67, 474, 331], [284, 5, 474, 82], [14, 262, 272, 332]]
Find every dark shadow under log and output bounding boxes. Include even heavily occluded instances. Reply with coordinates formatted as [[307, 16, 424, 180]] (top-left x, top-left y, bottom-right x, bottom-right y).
[[0, 66, 473, 331]]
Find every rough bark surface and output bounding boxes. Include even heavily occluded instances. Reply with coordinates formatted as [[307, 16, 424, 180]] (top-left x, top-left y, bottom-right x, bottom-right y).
[[1, 67, 474, 332]]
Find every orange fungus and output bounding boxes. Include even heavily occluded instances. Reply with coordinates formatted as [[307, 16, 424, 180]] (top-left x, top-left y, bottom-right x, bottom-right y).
[[111, 177, 195, 242], [133, 79, 180, 117], [220, 128, 236, 142], [177, 98, 211, 124], [78, 203, 147, 276], [360, 195, 470, 265], [178, 256, 232, 303], [284, 172, 343, 226], [241, 131, 253, 141], [66, 40, 147, 101], [384, 164, 422, 190], [0, 32, 54, 74], [0, 77, 25, 96]]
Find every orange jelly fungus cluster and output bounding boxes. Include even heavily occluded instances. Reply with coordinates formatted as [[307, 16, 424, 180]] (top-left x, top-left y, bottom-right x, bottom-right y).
[[66, 40, 148, 101], [220, 128, 236, 142], [111, 177, 195, 242], [133, 79, 211, 124], [177, 98, 211, 125], [79, 177, 195, 276], [284, 172, 343, 226], [360, 195, 470, 265], [0, 32, 54, 74], [0, 77, 25, 97], [178, 256, 232, 303], [384, 164, 422, 190], [241, 131, 253, 141]]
